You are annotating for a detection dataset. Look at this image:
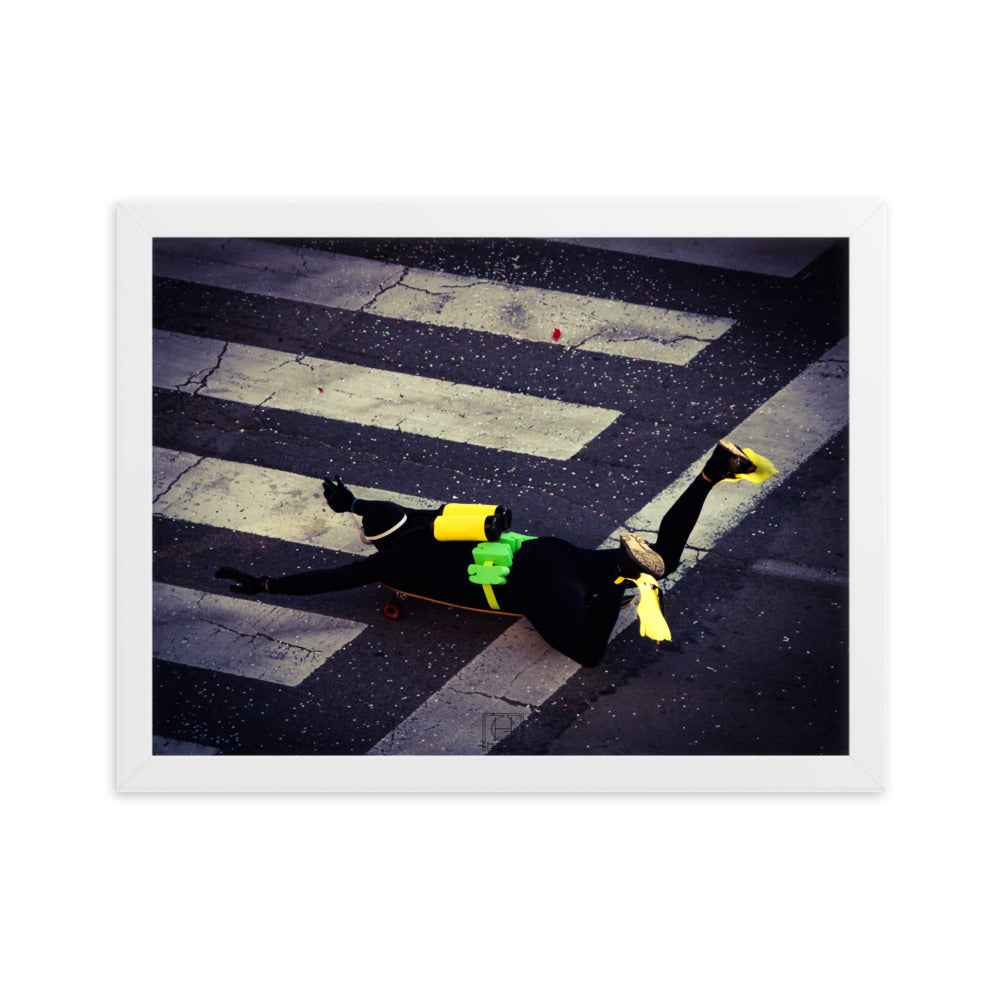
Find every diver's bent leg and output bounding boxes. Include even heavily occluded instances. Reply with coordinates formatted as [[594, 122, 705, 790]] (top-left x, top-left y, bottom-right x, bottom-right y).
[[521, 571, 626, 669], [652, 440, 764, 573], [575, 583, 629, 668], [512, 540, 626, 668], [652, 474, 714, 574]]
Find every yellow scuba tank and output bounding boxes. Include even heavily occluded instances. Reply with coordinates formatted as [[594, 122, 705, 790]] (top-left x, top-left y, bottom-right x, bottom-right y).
[[432, 504, 512, 542]]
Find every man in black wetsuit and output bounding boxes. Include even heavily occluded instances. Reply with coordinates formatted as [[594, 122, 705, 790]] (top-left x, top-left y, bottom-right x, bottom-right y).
[[216, 440, 762, 669]]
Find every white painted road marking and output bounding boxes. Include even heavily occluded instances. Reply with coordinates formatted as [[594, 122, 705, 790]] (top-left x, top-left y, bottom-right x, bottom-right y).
[[153, 328, 620, 460], [367, 338, 849, 755], [553, 238, 838, 278], [153, 447, 442, 556], [153, 582, 366, 686], [152, 736, 220, 755], [153, 238, 736, 366], [749, 558, 848, 587], [621, 339, 849, 570]]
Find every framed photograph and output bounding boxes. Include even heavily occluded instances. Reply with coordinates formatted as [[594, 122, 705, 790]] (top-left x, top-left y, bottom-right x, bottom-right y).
[[117, 199, 885, 792]]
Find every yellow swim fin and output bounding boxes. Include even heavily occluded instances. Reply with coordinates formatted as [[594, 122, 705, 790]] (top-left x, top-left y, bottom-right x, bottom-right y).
[[616, 573, 671, 643], [735, 447, 777, 483]]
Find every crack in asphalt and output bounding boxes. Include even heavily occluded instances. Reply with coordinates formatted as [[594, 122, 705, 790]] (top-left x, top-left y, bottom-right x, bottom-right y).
[[572, 327, 715, 351], [174, 341, 229, 396], [195, 615, 322, 656], [359, 267, 411, 311], [153, 455, 207, 505], [451, 688, 533, 710], [267, 351, 315, 374], [436, 279, 491, 289]]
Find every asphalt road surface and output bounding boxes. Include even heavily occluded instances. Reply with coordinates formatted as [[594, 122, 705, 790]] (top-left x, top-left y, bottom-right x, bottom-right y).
[[150, 235, 849, 756]]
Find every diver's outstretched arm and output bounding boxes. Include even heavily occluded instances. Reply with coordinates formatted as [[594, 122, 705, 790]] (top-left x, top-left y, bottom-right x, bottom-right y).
[[322, 476, 355, 512], [215, 556, 385, 597]]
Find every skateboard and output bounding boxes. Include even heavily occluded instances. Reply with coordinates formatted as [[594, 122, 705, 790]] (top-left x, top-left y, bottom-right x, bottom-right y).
[[378, 584, 635, 621], [378, 584, 522, 620]]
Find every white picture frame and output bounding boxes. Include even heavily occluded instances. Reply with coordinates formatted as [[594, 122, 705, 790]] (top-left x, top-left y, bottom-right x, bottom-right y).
[[118, 199, 885, 792]]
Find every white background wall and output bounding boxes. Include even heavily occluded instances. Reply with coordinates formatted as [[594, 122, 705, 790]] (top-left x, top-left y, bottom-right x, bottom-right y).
[[4, 3, 992, 997]]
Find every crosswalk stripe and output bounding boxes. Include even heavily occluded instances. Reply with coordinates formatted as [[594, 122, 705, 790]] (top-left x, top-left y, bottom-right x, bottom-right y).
[[553, 237, 839, 278], [153, 736, 220, 755], [153, 238, 736, 366], [153, 582, 366, 686], [749, 558, 848, 587], [366, 338, 850, 755], [153, 328, 620, 460], [153, 447, 442, 555], [620, 339, 850, 556]]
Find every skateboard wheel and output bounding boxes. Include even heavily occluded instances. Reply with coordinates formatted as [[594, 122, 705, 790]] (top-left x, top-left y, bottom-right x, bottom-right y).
[[381, 600, 404, 620]]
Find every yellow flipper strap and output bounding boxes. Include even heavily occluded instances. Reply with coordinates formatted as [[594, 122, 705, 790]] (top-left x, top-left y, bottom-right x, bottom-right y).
[[735, 447, 777, 483], [480, 559, 501, 610], [615, 573, 671, 643], [482, 582, 501, 610]]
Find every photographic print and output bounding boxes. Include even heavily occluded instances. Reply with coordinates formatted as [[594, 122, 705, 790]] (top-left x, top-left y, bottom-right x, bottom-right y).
[[118, 201, 884, 791]]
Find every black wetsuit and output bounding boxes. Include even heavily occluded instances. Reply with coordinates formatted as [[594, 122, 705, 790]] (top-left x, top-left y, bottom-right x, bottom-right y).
[[264, 475, 714, 669]]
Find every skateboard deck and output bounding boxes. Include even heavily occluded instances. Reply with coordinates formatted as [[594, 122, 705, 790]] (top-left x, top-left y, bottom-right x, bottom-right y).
[[378, 584, 635, 621], [378, 584, 521, 619]]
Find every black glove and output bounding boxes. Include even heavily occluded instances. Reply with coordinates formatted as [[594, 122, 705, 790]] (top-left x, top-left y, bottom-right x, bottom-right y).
[[323, 475, 355, 513], [215, 566, 266, 595]]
